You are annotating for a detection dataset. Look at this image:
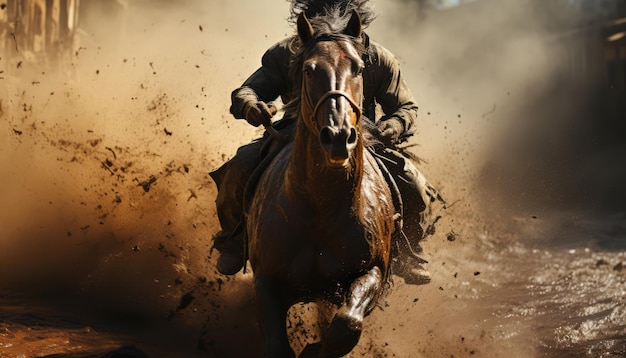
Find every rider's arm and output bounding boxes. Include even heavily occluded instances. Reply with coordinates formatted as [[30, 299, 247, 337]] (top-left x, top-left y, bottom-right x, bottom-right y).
[[230, 40, 292, 120], [371, 42, 419, 140]]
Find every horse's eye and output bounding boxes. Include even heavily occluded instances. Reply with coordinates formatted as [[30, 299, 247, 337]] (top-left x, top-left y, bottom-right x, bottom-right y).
[[304, 63, 316, 78], [353, 63, 364, 76]]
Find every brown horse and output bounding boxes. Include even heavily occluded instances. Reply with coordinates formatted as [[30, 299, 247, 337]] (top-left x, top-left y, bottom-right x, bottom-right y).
[[246, 9, 395, 358]]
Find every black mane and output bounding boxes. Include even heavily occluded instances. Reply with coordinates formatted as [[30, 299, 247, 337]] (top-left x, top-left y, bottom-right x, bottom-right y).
[[287, 0, 377, 29]]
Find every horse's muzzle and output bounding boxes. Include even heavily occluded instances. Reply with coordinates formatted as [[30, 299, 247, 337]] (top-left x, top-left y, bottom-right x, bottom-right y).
[[319, 125, 358, 167]]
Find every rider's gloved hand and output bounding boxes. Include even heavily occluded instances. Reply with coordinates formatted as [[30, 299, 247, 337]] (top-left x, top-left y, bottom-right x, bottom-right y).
[[245, 101, 274, 127], [377, 118, 404, 145]]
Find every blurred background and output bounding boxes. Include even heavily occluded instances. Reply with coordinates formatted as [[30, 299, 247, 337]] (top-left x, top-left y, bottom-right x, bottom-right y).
[[1, 0, 625, 357]]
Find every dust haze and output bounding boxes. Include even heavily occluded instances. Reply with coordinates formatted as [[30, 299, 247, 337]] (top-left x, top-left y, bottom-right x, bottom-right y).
[[371, 0, 618, 213], [1, 0, 622, 357]]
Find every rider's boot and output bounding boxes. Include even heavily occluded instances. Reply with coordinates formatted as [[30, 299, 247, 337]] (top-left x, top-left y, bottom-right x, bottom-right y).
[[401, 212, 432, 285], [407, 266, 432, 285], [399, 251, 432, 285], [210, 142, 258, 276], [391, 151, 444, 286], [392, 230, 432, 285], [214, 230, 245, 275]]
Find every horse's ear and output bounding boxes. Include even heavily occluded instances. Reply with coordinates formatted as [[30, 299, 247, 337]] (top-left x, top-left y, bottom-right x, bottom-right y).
[[344, 9, 362, 38], [297, 12, 314, 44]]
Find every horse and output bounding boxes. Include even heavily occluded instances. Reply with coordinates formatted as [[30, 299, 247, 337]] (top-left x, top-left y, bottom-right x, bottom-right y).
[[246, 9, 395, 358]]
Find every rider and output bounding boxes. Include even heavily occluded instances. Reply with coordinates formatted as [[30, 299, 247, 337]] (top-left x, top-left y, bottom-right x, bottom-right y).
[[210, 0, 443, 285]]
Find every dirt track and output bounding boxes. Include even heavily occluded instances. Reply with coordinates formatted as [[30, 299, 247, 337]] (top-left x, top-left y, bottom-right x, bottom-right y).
[[2, 1, 625, 357]]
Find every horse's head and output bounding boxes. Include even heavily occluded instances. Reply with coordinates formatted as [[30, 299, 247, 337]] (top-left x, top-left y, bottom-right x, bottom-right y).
[[297, 10, 365, 168]]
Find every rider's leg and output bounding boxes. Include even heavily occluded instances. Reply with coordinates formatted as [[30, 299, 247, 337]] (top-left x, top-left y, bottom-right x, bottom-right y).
[[376, 148, 443, 285], [210, 139, 265, 275], [210, 118, 296, 275], [394, 153, 442, 248]]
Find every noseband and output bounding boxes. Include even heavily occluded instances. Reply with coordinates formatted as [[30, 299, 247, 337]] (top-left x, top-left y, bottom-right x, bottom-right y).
[[303, 88, 362, 135]]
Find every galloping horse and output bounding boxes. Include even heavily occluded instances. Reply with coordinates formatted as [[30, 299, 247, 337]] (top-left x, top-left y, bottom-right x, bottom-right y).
[[247, 9, 395, 357]]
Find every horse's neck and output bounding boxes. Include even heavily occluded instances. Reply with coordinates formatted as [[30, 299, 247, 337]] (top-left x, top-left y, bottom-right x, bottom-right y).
[[286, 121, 364, 216]]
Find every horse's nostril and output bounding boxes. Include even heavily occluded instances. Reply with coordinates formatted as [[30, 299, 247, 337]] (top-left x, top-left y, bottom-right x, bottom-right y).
[[319, 127, 334, 146], [347, 127, 357, 145]]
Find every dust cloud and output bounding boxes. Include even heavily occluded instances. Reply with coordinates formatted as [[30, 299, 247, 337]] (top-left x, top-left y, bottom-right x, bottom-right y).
[[1, 0, 290, 355], [0, 0, 623, 357], [369, 0, 609, 213], [1, 0, 291, 287]]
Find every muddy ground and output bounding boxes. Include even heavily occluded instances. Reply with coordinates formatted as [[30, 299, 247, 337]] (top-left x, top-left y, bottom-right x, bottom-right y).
[[1, 1, 625, 357]]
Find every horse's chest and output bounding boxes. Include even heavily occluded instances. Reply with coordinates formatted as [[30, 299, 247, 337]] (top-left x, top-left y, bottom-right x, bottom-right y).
[[289, 228, 371, 287]]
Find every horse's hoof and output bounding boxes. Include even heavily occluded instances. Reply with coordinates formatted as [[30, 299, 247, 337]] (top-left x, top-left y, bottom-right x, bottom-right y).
[[323, 313, 362, 357]]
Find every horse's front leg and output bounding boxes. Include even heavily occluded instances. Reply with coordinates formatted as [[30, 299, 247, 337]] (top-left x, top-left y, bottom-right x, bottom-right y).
[[321, 266, 383, 357], [255, 275, 296, 358]]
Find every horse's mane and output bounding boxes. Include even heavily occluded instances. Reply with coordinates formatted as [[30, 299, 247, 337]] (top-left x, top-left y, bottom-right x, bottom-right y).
[[283, 5, 366, 123], [287, 0, 377, 28]]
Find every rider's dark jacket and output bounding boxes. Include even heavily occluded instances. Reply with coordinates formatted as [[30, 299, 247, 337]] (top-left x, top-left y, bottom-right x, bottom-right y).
[[229, 33, 419, 139]]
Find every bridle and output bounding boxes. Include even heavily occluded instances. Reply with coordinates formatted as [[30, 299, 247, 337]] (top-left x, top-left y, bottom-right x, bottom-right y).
[[302, 83, 363, 136]]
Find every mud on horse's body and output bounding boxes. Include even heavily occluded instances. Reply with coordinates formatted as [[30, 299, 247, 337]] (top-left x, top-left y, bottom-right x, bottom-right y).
[[246, 10, 394, 357], [211, 0, 444, 286]]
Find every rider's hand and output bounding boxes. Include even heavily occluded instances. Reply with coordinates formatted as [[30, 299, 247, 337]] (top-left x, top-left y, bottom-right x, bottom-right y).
[[377, 118, 404, 145], [245, 101, 275, 127]]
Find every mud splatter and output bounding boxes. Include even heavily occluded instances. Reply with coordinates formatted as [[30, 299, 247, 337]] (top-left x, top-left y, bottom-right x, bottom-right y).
[[1, 0, 624, 357]]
